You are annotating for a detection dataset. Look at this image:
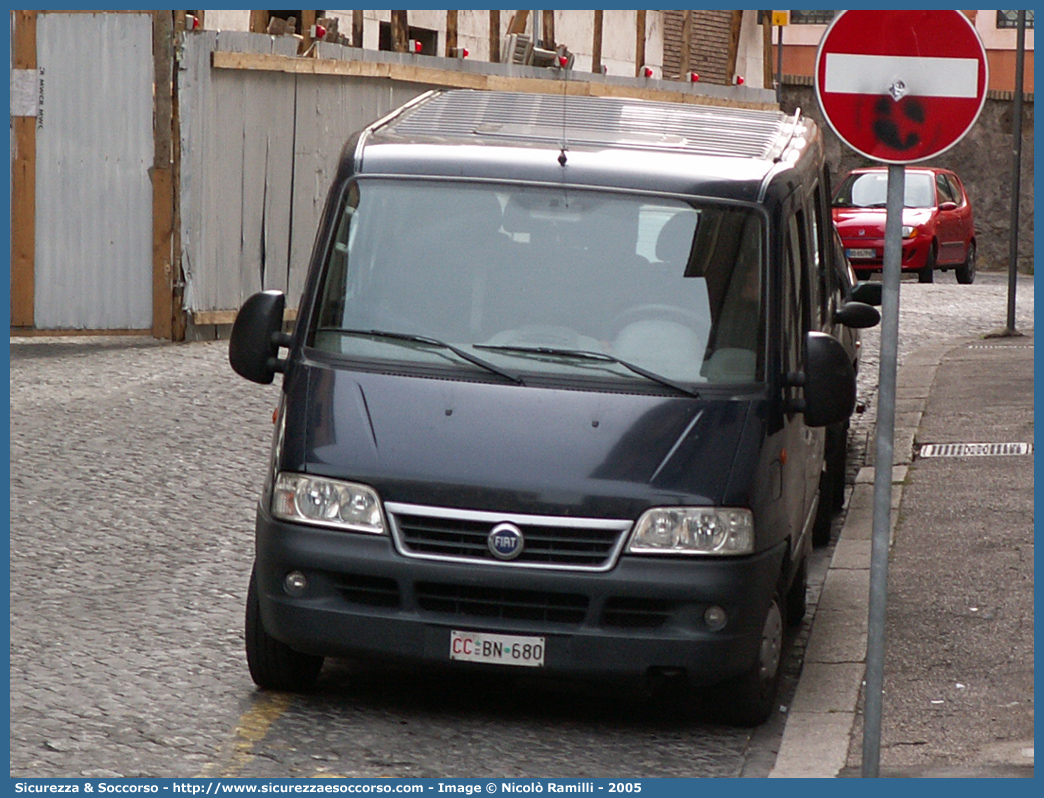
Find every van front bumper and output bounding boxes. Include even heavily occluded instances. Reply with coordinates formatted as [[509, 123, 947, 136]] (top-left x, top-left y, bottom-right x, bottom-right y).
[[252, 509, 788, 686]]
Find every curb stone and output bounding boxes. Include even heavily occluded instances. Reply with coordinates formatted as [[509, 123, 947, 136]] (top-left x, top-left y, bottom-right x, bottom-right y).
[[768, 340, 952, 778]]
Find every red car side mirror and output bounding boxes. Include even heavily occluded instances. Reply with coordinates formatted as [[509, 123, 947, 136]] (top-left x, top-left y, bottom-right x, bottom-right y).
[[939, 201, 958, 212]]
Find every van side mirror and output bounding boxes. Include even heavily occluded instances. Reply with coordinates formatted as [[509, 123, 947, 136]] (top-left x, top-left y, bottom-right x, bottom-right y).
[[833, 300, 880, 329], [802, 331, 856, 428], [850, 281, 882, 306], [229, 291, 292, 384]]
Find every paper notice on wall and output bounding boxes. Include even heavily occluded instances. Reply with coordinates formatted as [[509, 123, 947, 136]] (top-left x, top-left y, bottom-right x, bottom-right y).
[[11, 69, 39, 117]]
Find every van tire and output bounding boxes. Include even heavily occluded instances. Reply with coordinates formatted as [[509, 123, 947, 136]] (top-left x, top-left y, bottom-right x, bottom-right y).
[[245, 570, 324, 691], [785, 557, 808, 626], [825, 421, 848, 513], [710, 593, 784, 726], [812, 472, 834, 547]]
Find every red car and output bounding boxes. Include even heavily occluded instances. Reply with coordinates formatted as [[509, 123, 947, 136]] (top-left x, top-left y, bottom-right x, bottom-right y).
[[832, 167, 976, 284]]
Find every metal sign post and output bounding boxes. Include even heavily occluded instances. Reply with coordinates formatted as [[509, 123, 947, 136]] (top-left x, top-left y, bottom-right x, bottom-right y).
[[813, 10, 988, 777], [862, 164, 903, 778], [1006, 10, 1027, 334]]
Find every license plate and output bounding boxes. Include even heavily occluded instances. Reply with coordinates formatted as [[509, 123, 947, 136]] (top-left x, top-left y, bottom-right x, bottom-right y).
[[450, 630, 545, 667], [846, 248, 876, 260]]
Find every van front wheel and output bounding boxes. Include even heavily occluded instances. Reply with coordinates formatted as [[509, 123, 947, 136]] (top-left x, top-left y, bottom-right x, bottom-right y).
[[710, 594, 784, 726], [245, 570, 324, 691]]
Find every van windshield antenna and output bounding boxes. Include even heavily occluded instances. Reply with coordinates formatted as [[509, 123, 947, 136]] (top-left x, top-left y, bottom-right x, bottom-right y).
[[559, 69, 569, 166]]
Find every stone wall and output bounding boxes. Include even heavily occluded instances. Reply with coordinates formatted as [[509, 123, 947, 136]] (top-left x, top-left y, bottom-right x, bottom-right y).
[[783, 80, 1035, 273]]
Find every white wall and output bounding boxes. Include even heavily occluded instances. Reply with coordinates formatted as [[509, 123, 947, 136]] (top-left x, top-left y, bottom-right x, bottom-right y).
[[975, 11, 1035, 50], [316, 10, 665, 72], [196, 10, 779, 87], [735, 10, 767, 90], [201, 10, 249, 32]]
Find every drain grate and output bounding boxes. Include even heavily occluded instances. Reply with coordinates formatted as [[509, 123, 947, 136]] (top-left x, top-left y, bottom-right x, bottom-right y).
[[966, 344, 1034, 349], [919, 442, 1033, 458]]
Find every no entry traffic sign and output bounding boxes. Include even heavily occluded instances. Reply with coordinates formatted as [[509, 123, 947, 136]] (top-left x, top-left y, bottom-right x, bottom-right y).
[[815, 10, 988, 163]]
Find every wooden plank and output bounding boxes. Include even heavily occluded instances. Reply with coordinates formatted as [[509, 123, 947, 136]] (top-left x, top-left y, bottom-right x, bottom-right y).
[[352, 10, 363, 48], [506, 10, 529, 36], [391, 10, 409, 53], [11, 328, 152, 338], [299, 9, 316, 54], [726, 10, 743, 84], [193, 308, 297, 327], [209, 51, 779, 110], [152, 11, 175, 339], [763, 12, 774, 90], [446, 10, 458, 57], [635, 10, 648, 77], [489, 10, 500, 63], [151, 167, 174, 339], [11, 116, 36, 329], [249, 11, 269, 34], [153, 11, 174, 167], [591, 10, 603, 74], [11, 10, 37, 329], [678, 10, 692, 78], [542, 10, 555, 48]]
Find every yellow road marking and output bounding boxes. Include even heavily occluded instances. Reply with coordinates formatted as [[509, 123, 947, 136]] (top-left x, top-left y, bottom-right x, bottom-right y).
[[197, 692, 292, 778]]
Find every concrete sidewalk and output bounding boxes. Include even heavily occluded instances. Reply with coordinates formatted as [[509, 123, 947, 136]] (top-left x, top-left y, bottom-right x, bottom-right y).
[[770, 334, 1035, 778]]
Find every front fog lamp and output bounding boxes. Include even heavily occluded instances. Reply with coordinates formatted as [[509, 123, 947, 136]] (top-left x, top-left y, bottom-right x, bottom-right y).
[[272, 473, 385, 534], [627, 508, 753, 555]]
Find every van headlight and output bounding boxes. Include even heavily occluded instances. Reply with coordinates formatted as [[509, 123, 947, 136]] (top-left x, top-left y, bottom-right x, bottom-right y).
[[627, 508, 753, 555], [272, 473, 386, 534]]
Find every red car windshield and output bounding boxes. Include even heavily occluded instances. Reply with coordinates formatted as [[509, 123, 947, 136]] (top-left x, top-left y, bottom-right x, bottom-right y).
[[833, 172, 935, 209]]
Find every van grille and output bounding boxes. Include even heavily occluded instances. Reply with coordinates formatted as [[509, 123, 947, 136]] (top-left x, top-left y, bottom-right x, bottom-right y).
[[385, 504, 632, 571], [415, 582, 588, 624], [601, 597, 675, 629], [332, 573, 402, 608]]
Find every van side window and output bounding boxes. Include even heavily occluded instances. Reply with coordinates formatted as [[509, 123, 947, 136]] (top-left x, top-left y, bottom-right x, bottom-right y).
[[793, 210, 812, 336], [807, 190, 828, 328], [782, 213, 808, 404]]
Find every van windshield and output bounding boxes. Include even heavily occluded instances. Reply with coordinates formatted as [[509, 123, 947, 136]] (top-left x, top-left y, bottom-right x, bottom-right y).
[[311, 179, 764, 387]]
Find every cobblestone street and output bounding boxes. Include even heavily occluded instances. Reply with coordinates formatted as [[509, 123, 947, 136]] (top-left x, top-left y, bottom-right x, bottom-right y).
[[9, 272, 1032, 778], [848, 272, 1034, 472]]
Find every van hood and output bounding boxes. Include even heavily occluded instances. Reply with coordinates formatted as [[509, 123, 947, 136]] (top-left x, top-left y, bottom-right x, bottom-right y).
[[292, 364, 754, 519]]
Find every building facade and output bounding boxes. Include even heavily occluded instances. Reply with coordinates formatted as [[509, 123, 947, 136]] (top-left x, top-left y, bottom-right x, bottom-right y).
[[774, 9, 1034, 94]]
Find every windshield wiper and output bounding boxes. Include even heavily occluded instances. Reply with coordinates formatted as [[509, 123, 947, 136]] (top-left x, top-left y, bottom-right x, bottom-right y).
[[473, 344, 700, 398], [317, 328, 524, 385]]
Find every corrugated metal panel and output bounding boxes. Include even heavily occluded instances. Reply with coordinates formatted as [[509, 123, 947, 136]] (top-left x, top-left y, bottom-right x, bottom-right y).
[[179, 31, 298, 315], [181, 39, 780, 317], [34, 12, 154, 329], [180, 35, 431, 315], [287, 64, 431, 308]]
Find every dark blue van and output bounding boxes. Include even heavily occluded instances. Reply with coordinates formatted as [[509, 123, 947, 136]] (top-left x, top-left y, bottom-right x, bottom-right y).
[[229, 89, 878, 725]]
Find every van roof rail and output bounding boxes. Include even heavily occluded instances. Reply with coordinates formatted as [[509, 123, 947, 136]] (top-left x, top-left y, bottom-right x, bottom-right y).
[[767, 107, 805, 163], [375, 89, 793, 162]]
